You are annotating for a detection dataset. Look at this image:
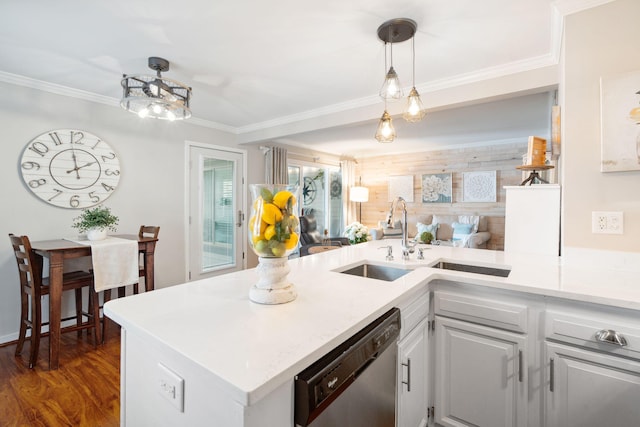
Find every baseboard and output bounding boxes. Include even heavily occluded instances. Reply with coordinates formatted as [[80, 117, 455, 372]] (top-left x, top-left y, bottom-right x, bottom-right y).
[[0, 333, 18, 346], [562, 246, 640, 272]]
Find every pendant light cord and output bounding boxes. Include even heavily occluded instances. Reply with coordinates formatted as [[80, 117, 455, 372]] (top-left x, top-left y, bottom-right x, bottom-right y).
[[412, 35, 416, 87]]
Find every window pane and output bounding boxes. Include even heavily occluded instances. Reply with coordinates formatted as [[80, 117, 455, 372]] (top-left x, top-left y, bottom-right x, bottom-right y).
[[328, 169, 343, 236], [203, 158, 234, 269], [302, 166, 325, 233]]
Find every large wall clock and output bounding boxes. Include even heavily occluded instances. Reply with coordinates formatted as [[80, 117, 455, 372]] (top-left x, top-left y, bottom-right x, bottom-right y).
[[20, 129, 121, 209]]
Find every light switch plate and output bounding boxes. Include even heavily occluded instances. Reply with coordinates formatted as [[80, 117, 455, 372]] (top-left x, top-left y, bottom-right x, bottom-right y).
[[158, 363, 184, 412]]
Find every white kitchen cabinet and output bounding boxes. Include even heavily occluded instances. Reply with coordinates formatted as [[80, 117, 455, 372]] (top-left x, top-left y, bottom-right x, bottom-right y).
[[545, 342, 640, 427], [504, 184, 560, 256], [397, 319, 429, 427], [434, 316, 527, 427]]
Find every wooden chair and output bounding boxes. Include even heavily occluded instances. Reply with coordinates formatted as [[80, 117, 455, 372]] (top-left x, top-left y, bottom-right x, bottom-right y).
[[134, 225, 160, 294], [9, 234, 101, 369]]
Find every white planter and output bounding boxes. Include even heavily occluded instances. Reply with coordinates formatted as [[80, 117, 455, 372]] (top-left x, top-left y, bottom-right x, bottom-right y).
[[86, 228, 107, 241]]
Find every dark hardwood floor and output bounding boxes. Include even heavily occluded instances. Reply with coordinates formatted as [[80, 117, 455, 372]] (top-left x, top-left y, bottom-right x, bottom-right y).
[[0, 332, 120, 426]]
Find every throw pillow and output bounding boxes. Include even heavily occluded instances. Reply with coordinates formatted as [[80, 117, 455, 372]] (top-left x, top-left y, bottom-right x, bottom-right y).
[[416, 222, 438, 241], [451, 222, 474, 241], [458, 215, 480, 233]]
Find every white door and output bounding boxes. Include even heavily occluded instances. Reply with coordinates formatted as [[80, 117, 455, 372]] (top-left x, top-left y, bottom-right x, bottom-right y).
[[397, 319, 429, 427], [545, 342, 640, 427], [435, 316, 527, 427], [188, 145, 246, 280]]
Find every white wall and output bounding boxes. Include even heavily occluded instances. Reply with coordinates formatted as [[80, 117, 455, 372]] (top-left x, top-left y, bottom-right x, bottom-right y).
[[0, 82, 263, 342], [561, 0, 640, 257]]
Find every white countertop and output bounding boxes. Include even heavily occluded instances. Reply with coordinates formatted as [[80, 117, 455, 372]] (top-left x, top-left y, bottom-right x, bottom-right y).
[[104, 241, 640, 408]]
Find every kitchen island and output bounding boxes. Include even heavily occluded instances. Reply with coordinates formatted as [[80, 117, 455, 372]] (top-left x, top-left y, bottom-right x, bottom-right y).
[[104, 241, 640, 426]]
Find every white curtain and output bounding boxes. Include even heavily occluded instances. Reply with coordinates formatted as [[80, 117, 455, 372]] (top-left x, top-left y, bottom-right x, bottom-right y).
[[341, 160, 358, 225], [265, 146, 288, 184]]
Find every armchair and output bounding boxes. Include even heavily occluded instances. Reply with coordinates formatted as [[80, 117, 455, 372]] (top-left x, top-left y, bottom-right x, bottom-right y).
[[299, 215, 349, 256]]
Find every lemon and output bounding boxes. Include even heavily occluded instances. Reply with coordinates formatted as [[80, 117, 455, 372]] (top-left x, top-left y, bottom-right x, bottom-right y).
[[284, 232, 299, 249], [273, 191, 296, 209], [249, 215, 267, 238], [264, 224, 276, 240], [261, 203, 283, 224]]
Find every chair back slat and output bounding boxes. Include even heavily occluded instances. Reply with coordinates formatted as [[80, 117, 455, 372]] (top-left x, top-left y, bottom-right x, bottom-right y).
[[8, 233, 42, 290], [138, 225, 160, 239]]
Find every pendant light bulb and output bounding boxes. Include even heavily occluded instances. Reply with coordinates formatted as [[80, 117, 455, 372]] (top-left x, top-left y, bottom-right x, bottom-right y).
[[380, 66, 403, 100], [403, 87, 426, 122], [375, 110, 396, 143]]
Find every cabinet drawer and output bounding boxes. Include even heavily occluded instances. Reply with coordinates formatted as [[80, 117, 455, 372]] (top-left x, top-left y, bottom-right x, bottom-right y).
[[546, 310, 640, 357], [434, 291, 527, 333], [400, 291, 429, 338]]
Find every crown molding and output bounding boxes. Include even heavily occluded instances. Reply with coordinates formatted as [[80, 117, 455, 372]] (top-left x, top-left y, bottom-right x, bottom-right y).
[[0, 70, 236, 134], [237, 53, 558, 136], [552, 0, 617, 17]]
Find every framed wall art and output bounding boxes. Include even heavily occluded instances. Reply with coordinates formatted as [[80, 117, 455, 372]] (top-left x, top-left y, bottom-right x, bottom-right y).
[[421, 173, 452, 203], [388, 175, 413, 202], [600, 70, 640, 172], [463, 171, 496, 202]]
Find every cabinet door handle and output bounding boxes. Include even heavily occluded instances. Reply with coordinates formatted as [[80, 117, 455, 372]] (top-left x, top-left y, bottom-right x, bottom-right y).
[[236, 210, 243, 227], [595, 329, 628, 347], [549, 358, 555, 392], [518, 350, 523, 383], [402, 358, 411, 392]]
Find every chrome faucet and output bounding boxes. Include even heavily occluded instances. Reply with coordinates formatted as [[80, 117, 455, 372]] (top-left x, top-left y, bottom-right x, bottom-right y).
[[387, 196, 416, 260]]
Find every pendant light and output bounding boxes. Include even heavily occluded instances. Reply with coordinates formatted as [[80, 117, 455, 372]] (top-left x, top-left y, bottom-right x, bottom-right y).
[[375, 109, 396, 143], [375, 19, 418, 142], [379, 40, 403, 100], [403, 36, 426, 122]]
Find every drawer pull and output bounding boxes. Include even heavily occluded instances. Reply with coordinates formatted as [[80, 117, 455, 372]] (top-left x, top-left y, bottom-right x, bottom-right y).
[[518, 350, 523, 383], [402, 358, 411, 392], [595, 329, 628, 347]]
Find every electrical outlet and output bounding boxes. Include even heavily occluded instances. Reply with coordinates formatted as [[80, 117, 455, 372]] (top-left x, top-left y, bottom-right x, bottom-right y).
[[158, 363, 184, 412], [592, 211, 624, 234]]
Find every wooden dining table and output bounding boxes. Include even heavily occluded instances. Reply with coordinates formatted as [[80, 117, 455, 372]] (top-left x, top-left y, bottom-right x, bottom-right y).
[[30, 234, 158, 370]]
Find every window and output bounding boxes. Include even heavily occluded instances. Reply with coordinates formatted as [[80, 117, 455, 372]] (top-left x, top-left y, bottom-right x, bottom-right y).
[[288, 163, 344, 238]]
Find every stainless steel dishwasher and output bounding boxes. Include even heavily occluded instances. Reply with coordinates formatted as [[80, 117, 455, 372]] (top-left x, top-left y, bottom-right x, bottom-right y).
[[294, 307, 400, 427]]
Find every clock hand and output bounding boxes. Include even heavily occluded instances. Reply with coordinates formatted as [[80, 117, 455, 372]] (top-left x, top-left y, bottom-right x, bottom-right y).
[[72, 152, 80, 179], [76, 161, 96, 170]]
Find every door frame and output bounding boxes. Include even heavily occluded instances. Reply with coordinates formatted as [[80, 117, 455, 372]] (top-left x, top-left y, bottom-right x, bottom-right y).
[[184, 140, 248, 281]]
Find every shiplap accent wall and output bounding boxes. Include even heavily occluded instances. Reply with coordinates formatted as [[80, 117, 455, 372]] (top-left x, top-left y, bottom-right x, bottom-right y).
[[356, 141, 529, 250]]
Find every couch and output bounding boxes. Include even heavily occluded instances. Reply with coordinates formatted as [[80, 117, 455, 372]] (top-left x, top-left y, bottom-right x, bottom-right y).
[[369, 220, 403, 240], [371, 214, 491, 249]]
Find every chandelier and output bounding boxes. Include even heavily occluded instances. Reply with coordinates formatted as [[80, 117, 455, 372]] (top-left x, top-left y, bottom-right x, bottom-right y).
[[375, 19, 426, 142], [121, 57, 192, 121]]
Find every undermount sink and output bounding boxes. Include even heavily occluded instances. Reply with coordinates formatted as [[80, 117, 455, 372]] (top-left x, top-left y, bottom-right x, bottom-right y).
[[430, 261, 511, 277], [337, 263, 414, 282]]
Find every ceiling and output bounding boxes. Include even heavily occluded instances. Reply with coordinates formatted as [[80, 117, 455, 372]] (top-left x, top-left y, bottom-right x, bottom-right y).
[[0, 0, 598, 157]]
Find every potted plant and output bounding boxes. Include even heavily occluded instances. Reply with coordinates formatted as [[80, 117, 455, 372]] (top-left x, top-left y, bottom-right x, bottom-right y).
[[72, 205, 119, 241], [419, 231, 434, 244]]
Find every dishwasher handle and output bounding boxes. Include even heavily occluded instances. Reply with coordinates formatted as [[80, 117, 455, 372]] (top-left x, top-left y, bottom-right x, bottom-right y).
[[595, 329, 628, 347]]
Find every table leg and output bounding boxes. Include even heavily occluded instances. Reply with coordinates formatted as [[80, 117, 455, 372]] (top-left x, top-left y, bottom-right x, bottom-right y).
[[144, 242, 156, 292], [48, 253, 64, 370]]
